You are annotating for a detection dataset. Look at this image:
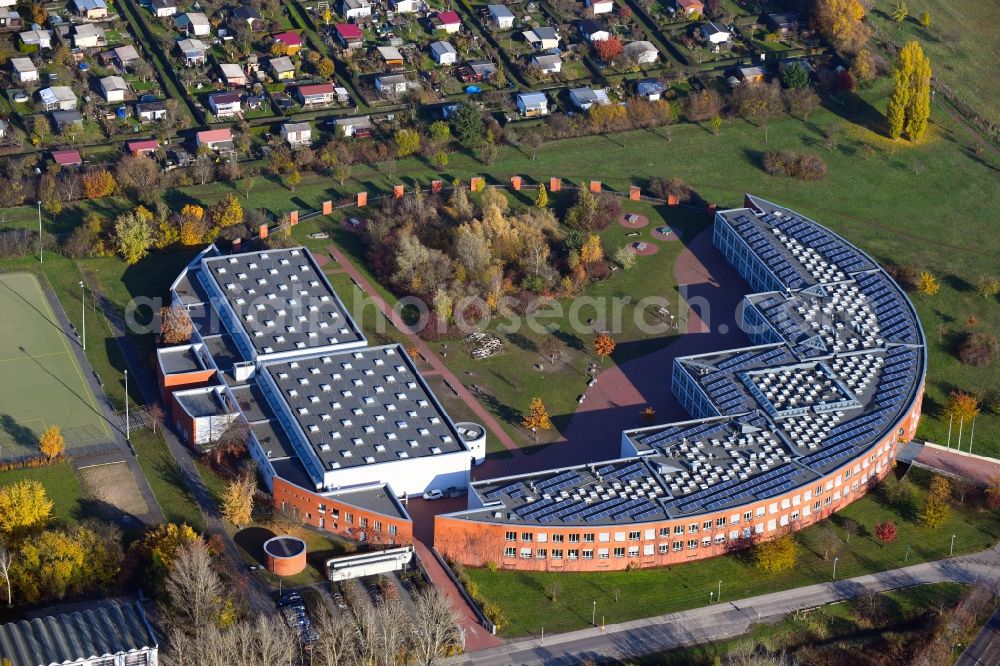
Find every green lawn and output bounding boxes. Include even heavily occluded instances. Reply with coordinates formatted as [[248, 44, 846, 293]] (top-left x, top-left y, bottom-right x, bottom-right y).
[[0, 462, 85, 527], [131, 429, 205, 532], [640, 582, 969, 665], [0, 271, 113, 461], [465, 468, 1000, 637]]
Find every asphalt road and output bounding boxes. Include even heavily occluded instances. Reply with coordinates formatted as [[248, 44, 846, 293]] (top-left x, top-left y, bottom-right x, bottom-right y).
[[446, 548, 1000, 666], [958, 603, 1000, 666]]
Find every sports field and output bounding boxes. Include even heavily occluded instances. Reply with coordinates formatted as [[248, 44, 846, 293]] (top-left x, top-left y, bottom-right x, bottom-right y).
[[0, 272, 111, 461]]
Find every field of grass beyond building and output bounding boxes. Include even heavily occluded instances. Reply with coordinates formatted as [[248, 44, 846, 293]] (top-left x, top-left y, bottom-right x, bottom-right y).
[[465, 468, 1000, 637]]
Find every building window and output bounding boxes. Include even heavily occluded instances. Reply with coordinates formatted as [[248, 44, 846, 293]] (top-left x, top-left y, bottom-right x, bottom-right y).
[[360, 517, 368, 529], [389, 525, 397, 537], [688, 523, 699, 533], [373, 521, 382, 532], [568, 533, 580, 543], [598, 549, 609, 559], [701, 537, 712, 547], [345, 512, 353, 524], [687, 539, 698, 550], [813, 501, 821, 512], [628, 546, 639, 557], [504, 547, 516, 558], [660, 527, 670, 538], [505, 531, 517, 541], [583, 533, 595, 543], [673, 525, 684, 535], [672, 541, 683, 552], [791, 511, 799, 521], [628, 531, 640, 541], [551, 534, 564, 543], [844, 469, 852, 480], [715, 517, 726, 528], [568, 549, 579, 560], [551, 549, 563, 560], [824, 496, 832, 506], [521, 532, 533, 542], [520, 548, 532, 559], [815, 484, 823, 496], [613, 547, 625, 558], [703, 520, 712, 531], [582, 549, 594, 560], [659, 543, 669, 554], [536, 548, 547, 559]]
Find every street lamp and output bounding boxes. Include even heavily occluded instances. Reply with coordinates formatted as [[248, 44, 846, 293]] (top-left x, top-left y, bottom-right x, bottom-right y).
[[37, 201, 42, 263], [79, 281, 86, 351], [904, 544, 911, 563], [832, 556, 839, 581], [950, 534, 956, 557], [124, 369, 130, 440], [709, 591, 714, 604], [718, 579, 722, 603], [592, 600, 596, 626]]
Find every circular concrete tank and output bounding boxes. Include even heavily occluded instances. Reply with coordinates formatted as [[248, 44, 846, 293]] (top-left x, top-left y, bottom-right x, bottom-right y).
[[263, 535, 307, 576], [456, 421, 487, 464]]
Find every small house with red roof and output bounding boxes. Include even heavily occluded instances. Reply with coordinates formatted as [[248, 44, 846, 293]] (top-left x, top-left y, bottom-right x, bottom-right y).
[[195, 128, 235, 154], [127, 139, 159, 156], [272, 31, 303, 55], [335, 23, 363, 49], [51, 149, 83, 167], [431, 10, 461, 34], [296, 82, 336, 107]]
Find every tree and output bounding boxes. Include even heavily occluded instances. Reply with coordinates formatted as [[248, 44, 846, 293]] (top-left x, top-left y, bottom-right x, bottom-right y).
[[944, 391, 980, 423], [614, 245, 637, 270], [82, 170, 117, 199], [115, 154, 162, 203], [433, 150, 449, 170], [887, 41, 932, 141], [751, 534, 796, 573], [975, 276, 1000, 299], [813, 0, 870, 54], [220, 473, 255, 529], [842, 518, 860, 542], [958, 332, 998, 367], [333, 164, 352, 187], [921, 476, 951, 529], [524, 131, 544, 160], [546, 581, 562, 603], [581, 233, 603, 264], [891, 1, 908, 23], [0, 541, 13, 606], [135, 523, 201, 579], [732, 82, 783, 143], [0, 480, 53, 537], [780, 62, 808, 88], [316, 57, 335, 79], [874, 519, 897, 546], [38, 425, 64, 460], [683, 89, 723, 122], [818, 527, 841, 560], [535, 183, 548, 208], [594, 36, 623, 62], [394, 128, 421, 157], [163, 541, 226, 642], [917, 271, 939, 296], [209, 194, 243, 229], [452, 103, 486, 149], [640, 406, 656, 423], [284, 169, 301, 192], [146, 403, 165, 435], [782, 87, 820, 122], [594, 331, 616, 360], [851, 48, 877, 86], [410, 588, 462, 665], [919, 11, 931, 28], [521, 397, 552, 440], [114, 210, 154, 264]]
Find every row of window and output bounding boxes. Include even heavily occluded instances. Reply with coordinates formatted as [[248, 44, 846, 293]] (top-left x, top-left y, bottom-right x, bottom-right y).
[[282, 499, 397, 537], [503, 535, 735, 560]]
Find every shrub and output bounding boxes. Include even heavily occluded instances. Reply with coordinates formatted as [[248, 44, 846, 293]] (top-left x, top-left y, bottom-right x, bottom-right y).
[[762, 151, 828, 180], [648, 177, 694, 202], [957, 332, 998, 367]]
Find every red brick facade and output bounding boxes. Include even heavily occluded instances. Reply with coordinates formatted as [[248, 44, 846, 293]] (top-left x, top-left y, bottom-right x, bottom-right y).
[[435, 384, 923, 571], [272, 476, 413, 547]]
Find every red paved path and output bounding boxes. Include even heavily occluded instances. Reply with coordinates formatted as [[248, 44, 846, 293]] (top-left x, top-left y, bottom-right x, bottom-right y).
[[914, 443, 1000, 485]]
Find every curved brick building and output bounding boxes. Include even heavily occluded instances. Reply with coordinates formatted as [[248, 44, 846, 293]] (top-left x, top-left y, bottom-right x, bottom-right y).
[[434, 195, 926, 571]]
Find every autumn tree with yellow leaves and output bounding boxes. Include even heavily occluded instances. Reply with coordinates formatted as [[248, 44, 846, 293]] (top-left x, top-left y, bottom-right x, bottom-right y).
[[522, 397, 552, 441], [594, 332, 616, 361], [887, 41, 932, 141], [814, 0, 870, 54], [221, 473, 256, 529], [38, 425, 64, 461], [0, 480, 53, 538]]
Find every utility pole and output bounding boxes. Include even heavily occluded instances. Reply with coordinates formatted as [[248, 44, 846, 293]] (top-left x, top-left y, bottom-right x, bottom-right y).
[[79, 281, 86, 351], [125, 369, 130, 440], [946, 414, 953, 448], [592, 600, 596, 626], [37, 201, 42, 263], [950, 534, 956, 557], [968, 418, 976, 455], [718, 579, 722, 603], [832, 556, 839, 581]]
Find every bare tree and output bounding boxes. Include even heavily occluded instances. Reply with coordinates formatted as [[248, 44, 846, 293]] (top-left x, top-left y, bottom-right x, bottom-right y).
[[0, 542, 12, 606], [410, 588, 463, 665], [312, 608, 359, 666], [373, 598, 408, 666], [162, 541, 226, 643], [145, 403, 165, 434]]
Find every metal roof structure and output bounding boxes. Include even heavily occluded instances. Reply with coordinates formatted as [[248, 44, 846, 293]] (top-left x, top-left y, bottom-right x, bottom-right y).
[[0, 603, 157, 666], [448, 196, 925, 525]]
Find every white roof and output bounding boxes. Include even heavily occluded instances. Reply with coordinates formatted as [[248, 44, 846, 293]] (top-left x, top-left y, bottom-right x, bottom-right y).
[[100, 75, 129, 91], [179, 11, 209, 26], [377, 45, 404, 61], [11, 57, 36, 73], [177, 38, 206, 52], [517, 92, 547, 106], [114, 45, 140, 61], [270, 55, 294, 72], [488, 4, 514, 18], [429, 41, 456, 56], [74, 23, 103, 38], [220, 63, 245, 79], [20, 29, 51, 45], [39, 86, 77, 105]]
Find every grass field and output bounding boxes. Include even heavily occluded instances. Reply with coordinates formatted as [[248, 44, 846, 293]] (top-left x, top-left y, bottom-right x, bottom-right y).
[[641, 582, 969, 664], [131, 429, 205, 532], [0, 272, 112, 462], [869, 0, 1000, 126], [0, 462, 85, 526], [465, 468, 1000, 637]]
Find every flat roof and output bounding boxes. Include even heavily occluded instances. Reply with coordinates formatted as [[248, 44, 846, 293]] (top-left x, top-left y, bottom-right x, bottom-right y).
[[327, 484, 410, 520], [230, 382, 274, 423], [259, 344, 466, 472], [158, 345, 203, 374], [200, 247, 364, 358], [175, 388, 228, 418]]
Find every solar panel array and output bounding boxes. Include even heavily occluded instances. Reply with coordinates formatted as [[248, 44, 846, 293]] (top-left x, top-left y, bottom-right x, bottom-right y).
[[460, 199, 924, 525]]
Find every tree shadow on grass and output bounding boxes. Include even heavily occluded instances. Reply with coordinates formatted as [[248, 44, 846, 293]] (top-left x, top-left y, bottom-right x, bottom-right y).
[[818, 90, 888, 138]]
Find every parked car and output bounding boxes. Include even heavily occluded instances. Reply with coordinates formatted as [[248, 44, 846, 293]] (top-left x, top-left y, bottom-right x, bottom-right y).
[[422, 489, 443, 500], [276, 591, 303, 608]]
